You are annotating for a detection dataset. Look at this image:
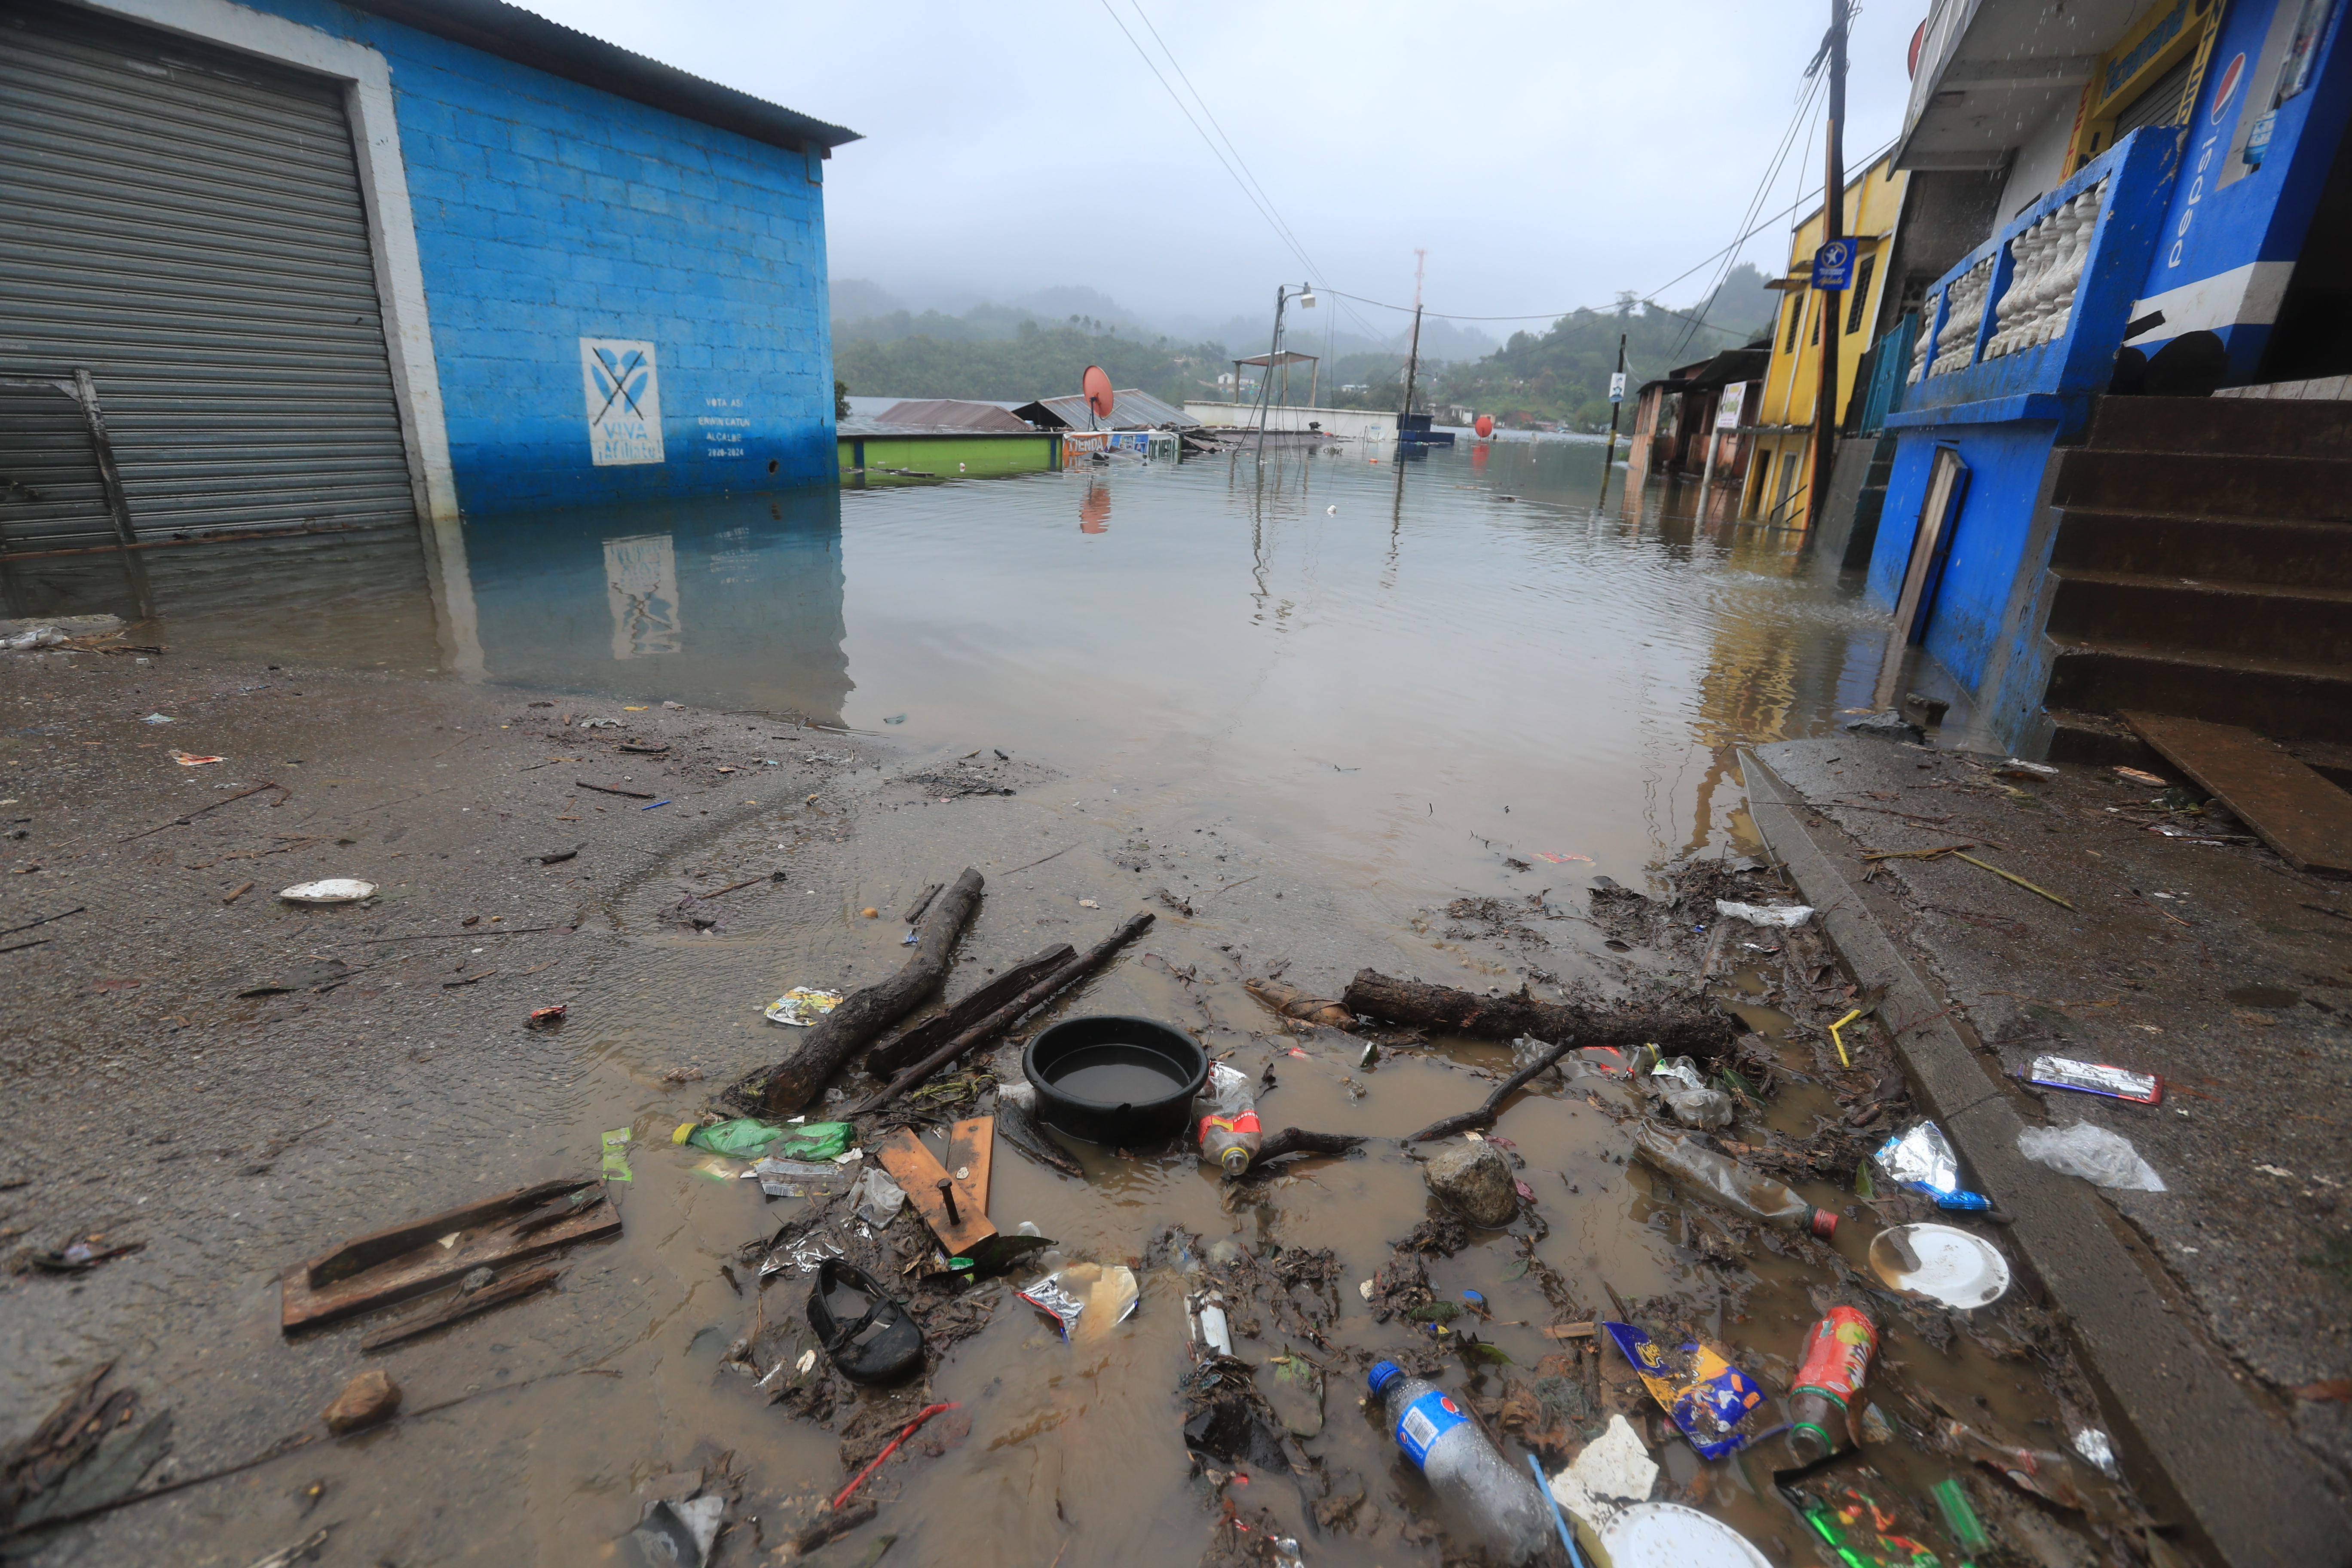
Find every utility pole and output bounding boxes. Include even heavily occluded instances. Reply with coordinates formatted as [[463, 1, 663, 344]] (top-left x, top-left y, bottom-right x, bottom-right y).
[[1598, 331, 1627, 503], [1397, 248, 1427, 434], [1809, 0, 1849, 531]]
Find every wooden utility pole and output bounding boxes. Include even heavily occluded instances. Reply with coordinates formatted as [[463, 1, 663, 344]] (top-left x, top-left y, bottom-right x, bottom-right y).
[[1398, 248, 1427, 431], [1809, 0, 1849, 531], [1598, 332, 1628, 503]]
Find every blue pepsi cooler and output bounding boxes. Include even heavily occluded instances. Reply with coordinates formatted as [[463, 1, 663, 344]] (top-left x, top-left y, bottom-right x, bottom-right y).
[[1369, 1360, 1554, 1562]]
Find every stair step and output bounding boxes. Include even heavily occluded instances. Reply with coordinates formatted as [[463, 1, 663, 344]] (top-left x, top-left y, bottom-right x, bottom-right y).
[[2044, 709, 2172, 771], [2051, 509, 2352, 587], [2045, 637, 2352, 744], [2048, 569, 2352, 665], [2086, 394, 2352, 459], [2052, 448, 2352, 521]]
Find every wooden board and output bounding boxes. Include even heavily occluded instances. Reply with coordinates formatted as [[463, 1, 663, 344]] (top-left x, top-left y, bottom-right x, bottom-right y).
[[2123, 711, 2352, 876], [943, 1117, 993, 1220], [873, 1128, 996, 1256], [361, 1265, 561, 1351], [282, 1179, 619, 1332]]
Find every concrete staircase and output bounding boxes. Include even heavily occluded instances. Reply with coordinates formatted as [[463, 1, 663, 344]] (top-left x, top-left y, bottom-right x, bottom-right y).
[[2041, 395, 2352, 757]]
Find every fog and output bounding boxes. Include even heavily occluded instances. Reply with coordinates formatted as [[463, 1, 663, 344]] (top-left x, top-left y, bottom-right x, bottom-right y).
[[521, 0, 1921, 339]]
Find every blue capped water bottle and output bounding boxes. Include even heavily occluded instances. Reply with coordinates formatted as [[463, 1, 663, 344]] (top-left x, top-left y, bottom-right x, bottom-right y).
[[1368, 1360, 1553, 1562]]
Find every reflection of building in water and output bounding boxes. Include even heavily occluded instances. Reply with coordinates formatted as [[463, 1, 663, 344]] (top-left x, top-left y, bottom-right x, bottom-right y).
[[459, 490, 850, 723], [603, 534, 684, 660]]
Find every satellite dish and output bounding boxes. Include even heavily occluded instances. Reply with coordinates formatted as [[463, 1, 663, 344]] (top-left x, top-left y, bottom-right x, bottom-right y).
[[1083, 365, 1115, 422]]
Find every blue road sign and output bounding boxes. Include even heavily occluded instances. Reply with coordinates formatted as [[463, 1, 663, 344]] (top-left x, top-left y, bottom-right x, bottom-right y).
[[1811, 239, 1856, 291]]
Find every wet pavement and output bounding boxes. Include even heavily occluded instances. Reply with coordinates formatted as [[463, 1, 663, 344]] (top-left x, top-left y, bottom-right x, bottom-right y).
[[1746, 732, 2352, 1540], [0, 444, 2222, 1566]]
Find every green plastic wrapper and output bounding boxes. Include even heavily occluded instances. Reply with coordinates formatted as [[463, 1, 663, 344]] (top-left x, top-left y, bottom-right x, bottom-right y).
[[688, 1118, 853, 1162]]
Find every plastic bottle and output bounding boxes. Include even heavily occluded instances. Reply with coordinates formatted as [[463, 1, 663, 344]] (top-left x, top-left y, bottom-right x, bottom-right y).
[[1630, 1124, 1838, 1237], [1367, 1361, 1553, 1563], [1787, 1305, 1878, 1464], [1196, 1063, 1262, 1176]]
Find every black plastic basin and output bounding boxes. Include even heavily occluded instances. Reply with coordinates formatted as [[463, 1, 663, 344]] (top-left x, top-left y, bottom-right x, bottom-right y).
[[1023, 1015, 1208, 1147]]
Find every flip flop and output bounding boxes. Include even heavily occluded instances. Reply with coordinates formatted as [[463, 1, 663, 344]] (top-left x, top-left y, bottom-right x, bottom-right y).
[[808, 1259, 924, 1384]]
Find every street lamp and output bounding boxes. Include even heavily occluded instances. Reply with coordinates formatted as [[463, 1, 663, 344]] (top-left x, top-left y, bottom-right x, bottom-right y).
[[1253, 282, 1316, 452]]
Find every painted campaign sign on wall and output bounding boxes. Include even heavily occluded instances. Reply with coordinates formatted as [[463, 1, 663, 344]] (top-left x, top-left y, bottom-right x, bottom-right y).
[[582, 340, 665, 466]]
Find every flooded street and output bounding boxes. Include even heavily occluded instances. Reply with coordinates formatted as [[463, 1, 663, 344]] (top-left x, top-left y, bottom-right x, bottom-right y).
[[3, 447, 2134, 1568]]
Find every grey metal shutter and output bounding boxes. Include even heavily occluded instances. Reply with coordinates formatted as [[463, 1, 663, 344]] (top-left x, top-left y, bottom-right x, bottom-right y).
[[0, 0, 419, 551], [2114, 57, 2196, 139]]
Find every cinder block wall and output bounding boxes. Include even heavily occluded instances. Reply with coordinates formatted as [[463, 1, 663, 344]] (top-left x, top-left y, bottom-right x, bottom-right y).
[[248, 0, 837, 511]]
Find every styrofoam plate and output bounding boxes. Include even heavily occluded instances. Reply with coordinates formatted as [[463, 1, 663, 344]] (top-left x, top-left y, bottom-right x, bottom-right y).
[[1602, 1503, 1772, 1567], [277, 879, 376, 904], [1870, 1221, 2011, 1308]]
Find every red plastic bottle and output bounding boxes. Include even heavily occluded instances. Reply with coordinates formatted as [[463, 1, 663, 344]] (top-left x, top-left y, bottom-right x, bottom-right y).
[[1788, 1306, 1878, 1464]]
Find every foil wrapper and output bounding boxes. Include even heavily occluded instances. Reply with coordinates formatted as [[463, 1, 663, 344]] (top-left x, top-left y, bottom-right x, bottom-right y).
[[2026, 1054, 2163, 1105], [1874, 1121, 1993, 1212]]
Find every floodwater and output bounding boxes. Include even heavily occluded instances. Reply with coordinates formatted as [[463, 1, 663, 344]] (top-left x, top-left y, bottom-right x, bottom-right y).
[[3, 443, 2103, 1567]]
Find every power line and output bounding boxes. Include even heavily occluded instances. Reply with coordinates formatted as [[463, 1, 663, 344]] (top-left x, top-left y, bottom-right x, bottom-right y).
[[1673, 68, 1826, 355]]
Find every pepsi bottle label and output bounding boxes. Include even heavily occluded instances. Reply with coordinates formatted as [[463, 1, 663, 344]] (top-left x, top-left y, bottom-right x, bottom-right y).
[[1394, 1389, 1468, 1469]]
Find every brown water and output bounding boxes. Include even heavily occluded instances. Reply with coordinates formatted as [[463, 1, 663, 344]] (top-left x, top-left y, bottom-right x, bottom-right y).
[[2, 447, 2109, 1567]]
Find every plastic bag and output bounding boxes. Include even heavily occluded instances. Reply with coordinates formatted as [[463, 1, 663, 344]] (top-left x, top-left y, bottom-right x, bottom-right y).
[[2016, 1122, 2166, 1191], [851, 1166, 907, 1225], [1715, 899, 1815, 928], [1662, 1087, 1734, 1128], [1875, 1121, 1994, 1210], [689, 1118, 853, 1162]]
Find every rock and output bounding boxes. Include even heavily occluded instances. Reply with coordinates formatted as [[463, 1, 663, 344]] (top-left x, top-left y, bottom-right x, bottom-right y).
[[1424, 1142, 1519, 1226], [322, 1368, 401, 1434], [1844, 710, 1927, 743]]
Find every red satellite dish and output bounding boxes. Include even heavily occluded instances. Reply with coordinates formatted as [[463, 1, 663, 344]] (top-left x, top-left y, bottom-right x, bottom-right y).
[[1083, 365, 1115, 420], [1474, 414, 1495, 439]]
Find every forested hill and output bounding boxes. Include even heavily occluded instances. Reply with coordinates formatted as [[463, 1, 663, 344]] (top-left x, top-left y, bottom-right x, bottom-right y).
[[833, 319, 1218, 406]]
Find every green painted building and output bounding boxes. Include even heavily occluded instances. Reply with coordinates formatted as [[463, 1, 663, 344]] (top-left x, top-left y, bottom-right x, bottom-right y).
[[837, 430, 1060, 486]]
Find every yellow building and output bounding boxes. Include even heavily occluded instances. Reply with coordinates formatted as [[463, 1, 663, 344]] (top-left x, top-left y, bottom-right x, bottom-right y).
[[1746, 153, 1908, 524]]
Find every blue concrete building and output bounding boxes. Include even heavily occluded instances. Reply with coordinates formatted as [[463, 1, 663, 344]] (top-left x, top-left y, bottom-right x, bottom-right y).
[[1, 0, 856, 569], [1865, 0, 2352, 759]]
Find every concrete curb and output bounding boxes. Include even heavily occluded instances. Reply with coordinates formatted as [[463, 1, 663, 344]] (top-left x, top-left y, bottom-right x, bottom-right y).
[[1739, 744, 2351, 1568]]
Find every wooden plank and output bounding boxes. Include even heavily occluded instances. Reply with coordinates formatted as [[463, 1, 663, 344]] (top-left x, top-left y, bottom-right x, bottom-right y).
[[361, 1265, 562, 1351], [281, 1180, 618, 1333], [1541, 1321, 1596, 1339], [2123, 711, 2352, 876], [863, 945, 1074, 1076], [944, 1117, 993, 1223], [873, 1128, 996, 1257]]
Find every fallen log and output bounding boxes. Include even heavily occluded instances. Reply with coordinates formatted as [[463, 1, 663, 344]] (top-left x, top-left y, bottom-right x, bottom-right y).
[[1245, 978, 1357, 1032], [1341, 969, 1736, 1060], [864, 943, 1075, 1076], [759, 867, 983, 1115], [1405, 1038, 1574, 1143], [851, 910, 1154, 1114]]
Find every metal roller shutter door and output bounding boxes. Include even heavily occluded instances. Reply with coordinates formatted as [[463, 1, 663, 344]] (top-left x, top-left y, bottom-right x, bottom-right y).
[[0, 0, 419, 551]]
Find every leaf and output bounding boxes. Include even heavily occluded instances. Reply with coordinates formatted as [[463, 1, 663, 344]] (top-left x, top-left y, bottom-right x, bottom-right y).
[[1466, 1342, 1515, 1366]]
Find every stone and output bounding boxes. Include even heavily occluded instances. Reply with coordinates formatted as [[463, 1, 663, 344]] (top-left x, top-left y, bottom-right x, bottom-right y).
[[1424, 1142, 1519, 1226], [322, 1368, 401, 1434], [1844, 710, 1926, 743]]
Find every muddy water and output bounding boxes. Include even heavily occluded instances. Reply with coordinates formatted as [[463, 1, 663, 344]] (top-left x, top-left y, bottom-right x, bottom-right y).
[[4, 449, 2089, 1566]]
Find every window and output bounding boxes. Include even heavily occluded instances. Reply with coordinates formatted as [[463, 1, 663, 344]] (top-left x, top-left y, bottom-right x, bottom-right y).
[[1810, 294, 1821, 346], [1845, 255, 1877, 334], [1784, 294, 1804, 351]]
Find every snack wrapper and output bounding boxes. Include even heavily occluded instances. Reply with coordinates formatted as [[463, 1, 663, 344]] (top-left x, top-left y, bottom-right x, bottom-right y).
[[1600, 1321, 1775, 1459], [1020, 1263, 1139, 1343], [2025, 1055, 2162, 1105], [1874, 1121, 1993, 1212], [764, 987, 844, 1026]]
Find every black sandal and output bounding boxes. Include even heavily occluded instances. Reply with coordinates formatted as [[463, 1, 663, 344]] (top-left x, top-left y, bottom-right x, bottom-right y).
[[808, 1259, 924, 1384]]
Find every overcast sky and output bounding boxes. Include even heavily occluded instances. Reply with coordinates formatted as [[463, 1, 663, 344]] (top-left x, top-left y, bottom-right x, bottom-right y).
[[525, 0, 1924, 336]]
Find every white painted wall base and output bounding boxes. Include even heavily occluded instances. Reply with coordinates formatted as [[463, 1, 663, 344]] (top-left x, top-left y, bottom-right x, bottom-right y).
[[1182, 402, 1405, 442]]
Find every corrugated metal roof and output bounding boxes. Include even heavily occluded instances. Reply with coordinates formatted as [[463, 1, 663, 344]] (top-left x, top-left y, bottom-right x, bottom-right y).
[[877, 399, 1034, 432], [1012, 389, 1192, 430], [344, 0, 859, 151]]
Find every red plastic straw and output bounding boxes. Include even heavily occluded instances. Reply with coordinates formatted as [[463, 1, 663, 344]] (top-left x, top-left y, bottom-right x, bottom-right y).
[[830, 1402, 959, 1510]]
